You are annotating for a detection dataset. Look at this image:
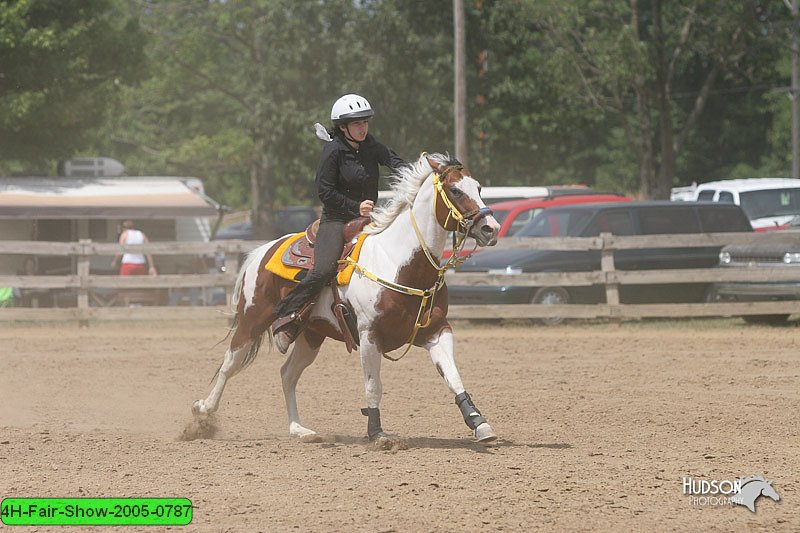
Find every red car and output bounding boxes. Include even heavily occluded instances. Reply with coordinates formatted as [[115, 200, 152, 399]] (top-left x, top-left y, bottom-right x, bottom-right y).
[[491, 193, 632, 237], [444, 193, 632, 259]]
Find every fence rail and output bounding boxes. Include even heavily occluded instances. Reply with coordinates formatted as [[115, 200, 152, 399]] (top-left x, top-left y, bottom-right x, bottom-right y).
[[0, 232, 798, 323]]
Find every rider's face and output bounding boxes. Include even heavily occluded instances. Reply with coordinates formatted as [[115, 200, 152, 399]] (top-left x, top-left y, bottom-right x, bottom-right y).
[[341, 119, 369, 143]]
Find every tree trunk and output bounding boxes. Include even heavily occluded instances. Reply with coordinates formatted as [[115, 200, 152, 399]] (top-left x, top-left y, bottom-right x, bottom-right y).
[[630, 0, 658, 198], [251, 142, 276, 240], [453, 0, 468, 165], [652, 0, 675, 199]]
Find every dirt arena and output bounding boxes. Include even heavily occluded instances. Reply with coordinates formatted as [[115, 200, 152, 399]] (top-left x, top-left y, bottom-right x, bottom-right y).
[[1, 319, 798, 532]]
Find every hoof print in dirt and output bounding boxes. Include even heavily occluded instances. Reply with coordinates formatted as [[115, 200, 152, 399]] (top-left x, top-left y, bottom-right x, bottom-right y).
[[370, 435, 409, 452], [178, 415, 219, 441]]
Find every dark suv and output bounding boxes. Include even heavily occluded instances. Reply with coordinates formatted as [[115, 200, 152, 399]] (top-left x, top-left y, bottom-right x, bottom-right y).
[[214, 207, 318, 240], [713, 216, 800, 323], [449, 201, 752, 323]]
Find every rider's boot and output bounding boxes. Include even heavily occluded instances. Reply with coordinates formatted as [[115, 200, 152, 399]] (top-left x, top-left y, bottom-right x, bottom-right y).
[[271, 302, 314, 355], [271, 315, 300, 355]]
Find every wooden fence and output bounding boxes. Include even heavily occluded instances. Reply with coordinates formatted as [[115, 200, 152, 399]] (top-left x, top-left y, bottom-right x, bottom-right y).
[[1, 232, 800, 324]]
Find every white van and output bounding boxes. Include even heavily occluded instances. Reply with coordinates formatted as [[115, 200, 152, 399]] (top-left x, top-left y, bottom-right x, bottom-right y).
[[671, 178, 800, 230]]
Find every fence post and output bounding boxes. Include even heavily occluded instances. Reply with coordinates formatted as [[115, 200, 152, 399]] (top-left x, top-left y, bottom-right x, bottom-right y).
[[223, 249, 239, 308], [600, 232, 620, 323], [77, 239, 91, 327]]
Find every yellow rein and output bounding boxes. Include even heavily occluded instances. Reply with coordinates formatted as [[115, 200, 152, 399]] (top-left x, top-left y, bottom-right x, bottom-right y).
[[340, 171, 477, 361]]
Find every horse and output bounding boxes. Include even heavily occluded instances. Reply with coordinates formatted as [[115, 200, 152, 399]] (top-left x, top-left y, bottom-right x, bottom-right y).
[[732, 476, 780, 512], [191, 153, 502, 444]]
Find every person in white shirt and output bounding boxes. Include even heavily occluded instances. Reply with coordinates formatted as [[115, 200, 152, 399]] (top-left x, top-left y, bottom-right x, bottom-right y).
[[112, 220, 157, 276]]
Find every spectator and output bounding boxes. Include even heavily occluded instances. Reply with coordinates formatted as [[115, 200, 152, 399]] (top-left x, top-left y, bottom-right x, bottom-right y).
[[112, 220, 157, 276]]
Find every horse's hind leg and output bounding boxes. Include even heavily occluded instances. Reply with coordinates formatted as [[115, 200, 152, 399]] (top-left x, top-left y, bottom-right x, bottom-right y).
[[192, 323, 257, 417], [280, 330, 323, 437], [192, 343, 252, 417], [424, 326, 497, 442]]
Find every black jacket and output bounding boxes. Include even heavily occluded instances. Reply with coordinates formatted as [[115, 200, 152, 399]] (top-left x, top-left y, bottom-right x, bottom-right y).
[[316, 132, 406, 221]]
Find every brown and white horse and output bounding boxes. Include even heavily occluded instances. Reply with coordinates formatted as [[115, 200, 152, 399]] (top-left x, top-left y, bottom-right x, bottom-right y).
[[192, 153, 501, 443]]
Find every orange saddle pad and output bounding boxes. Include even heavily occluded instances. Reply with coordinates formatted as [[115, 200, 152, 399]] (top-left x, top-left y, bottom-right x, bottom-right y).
[[265, 232, 369, 285]]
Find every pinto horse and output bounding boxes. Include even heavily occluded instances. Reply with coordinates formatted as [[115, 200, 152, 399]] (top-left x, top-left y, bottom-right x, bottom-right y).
[[192, 153, 501, 443]]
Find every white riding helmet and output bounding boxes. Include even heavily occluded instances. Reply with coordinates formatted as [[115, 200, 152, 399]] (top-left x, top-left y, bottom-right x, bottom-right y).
[[331, 94, 374, 125]]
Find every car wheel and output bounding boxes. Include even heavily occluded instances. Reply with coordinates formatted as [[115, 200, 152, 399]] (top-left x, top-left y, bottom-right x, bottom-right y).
[[742, 314, 791, 325], [532, 287, 570, 326]]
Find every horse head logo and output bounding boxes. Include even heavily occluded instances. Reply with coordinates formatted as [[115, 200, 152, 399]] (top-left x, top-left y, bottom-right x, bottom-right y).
[[732, 476, 780, 513]]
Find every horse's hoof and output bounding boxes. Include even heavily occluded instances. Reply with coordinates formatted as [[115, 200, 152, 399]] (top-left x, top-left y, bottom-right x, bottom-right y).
[[191, 400, 205, 417], [371, 433, 409, 451], [474, 422, 497, 443], [369, 431, 391, 442], [289, 422, 317, 439]]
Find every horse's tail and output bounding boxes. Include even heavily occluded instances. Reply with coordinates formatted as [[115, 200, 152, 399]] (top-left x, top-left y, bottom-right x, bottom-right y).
[[208, 240, 281, 383]]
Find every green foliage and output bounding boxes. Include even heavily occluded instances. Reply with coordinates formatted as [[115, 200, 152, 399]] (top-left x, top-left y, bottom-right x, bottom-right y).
[[528, 0, 791, 197], [1, 0, 796, 211], [0, 0, 146, 171]]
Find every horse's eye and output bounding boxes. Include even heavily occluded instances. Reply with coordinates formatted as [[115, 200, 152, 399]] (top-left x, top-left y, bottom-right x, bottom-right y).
[[450, 188, 463, 197]]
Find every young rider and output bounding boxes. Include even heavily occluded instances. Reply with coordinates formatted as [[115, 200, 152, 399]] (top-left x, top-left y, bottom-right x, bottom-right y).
[[271, 94, 406, 354]]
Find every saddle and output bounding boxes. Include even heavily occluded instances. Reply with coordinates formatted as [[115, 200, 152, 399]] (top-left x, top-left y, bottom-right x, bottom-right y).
[[276, 216, 371, 354], [281, 216, 372, 272]]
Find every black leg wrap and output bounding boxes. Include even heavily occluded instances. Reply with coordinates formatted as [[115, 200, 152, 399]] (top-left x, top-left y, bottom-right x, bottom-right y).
[[455, 391, 487, 431], [360, 407, 384, 440]]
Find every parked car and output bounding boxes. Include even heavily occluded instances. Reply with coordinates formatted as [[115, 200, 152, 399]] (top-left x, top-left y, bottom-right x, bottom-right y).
[[713, 217, 800, 323], [491, 193, 631, 238], [442, 192, 631, 260], [449, 202, 753, 325], [671, 178, 800, 231], [214, 207, 318, 240], [377, 184, 595, 207]]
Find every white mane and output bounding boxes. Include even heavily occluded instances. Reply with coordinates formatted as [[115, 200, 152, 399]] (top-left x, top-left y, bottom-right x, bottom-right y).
[[366, 152, 451, 235]]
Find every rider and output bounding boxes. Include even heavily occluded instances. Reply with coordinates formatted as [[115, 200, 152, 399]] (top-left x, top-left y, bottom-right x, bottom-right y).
[[272, 94, 407, 354]]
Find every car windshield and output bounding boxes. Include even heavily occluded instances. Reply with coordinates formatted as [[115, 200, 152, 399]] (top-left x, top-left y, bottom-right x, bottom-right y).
[[492, 209, 511, 226], [739, 188, 800, 219], [506, 207, 543, 235], [515, 209, 594, 237]]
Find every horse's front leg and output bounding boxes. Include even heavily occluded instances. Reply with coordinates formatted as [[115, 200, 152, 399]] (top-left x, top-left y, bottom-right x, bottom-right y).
[[359, 338, 392, 441], [424, 326, 497, 442]]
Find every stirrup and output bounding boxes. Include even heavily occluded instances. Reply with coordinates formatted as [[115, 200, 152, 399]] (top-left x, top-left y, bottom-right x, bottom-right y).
[[274, 329, 294, 355], [272, 314, 300, 354]]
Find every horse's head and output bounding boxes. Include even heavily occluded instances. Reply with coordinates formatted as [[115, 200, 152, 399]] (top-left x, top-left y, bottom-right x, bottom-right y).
[[427, 156, 500, 247]]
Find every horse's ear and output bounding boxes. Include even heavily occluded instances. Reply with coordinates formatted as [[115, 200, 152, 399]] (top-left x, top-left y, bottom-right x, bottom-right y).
[[426, 156, 444, 173]]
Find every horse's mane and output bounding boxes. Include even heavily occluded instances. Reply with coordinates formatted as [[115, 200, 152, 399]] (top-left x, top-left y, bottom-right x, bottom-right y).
[[366, 152, 454, 235], [740, 475, 766, 486]]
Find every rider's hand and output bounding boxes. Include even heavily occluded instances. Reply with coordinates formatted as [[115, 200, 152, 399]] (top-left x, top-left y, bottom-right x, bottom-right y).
[[359, 200, 374, 217]]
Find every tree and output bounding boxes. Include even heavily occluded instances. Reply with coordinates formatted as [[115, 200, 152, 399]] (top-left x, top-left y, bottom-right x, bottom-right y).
[[533, 0, 790, 198], [97, 0, 459, 237], [0, 0, 146, 172], [471, 1, 609, 186]]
